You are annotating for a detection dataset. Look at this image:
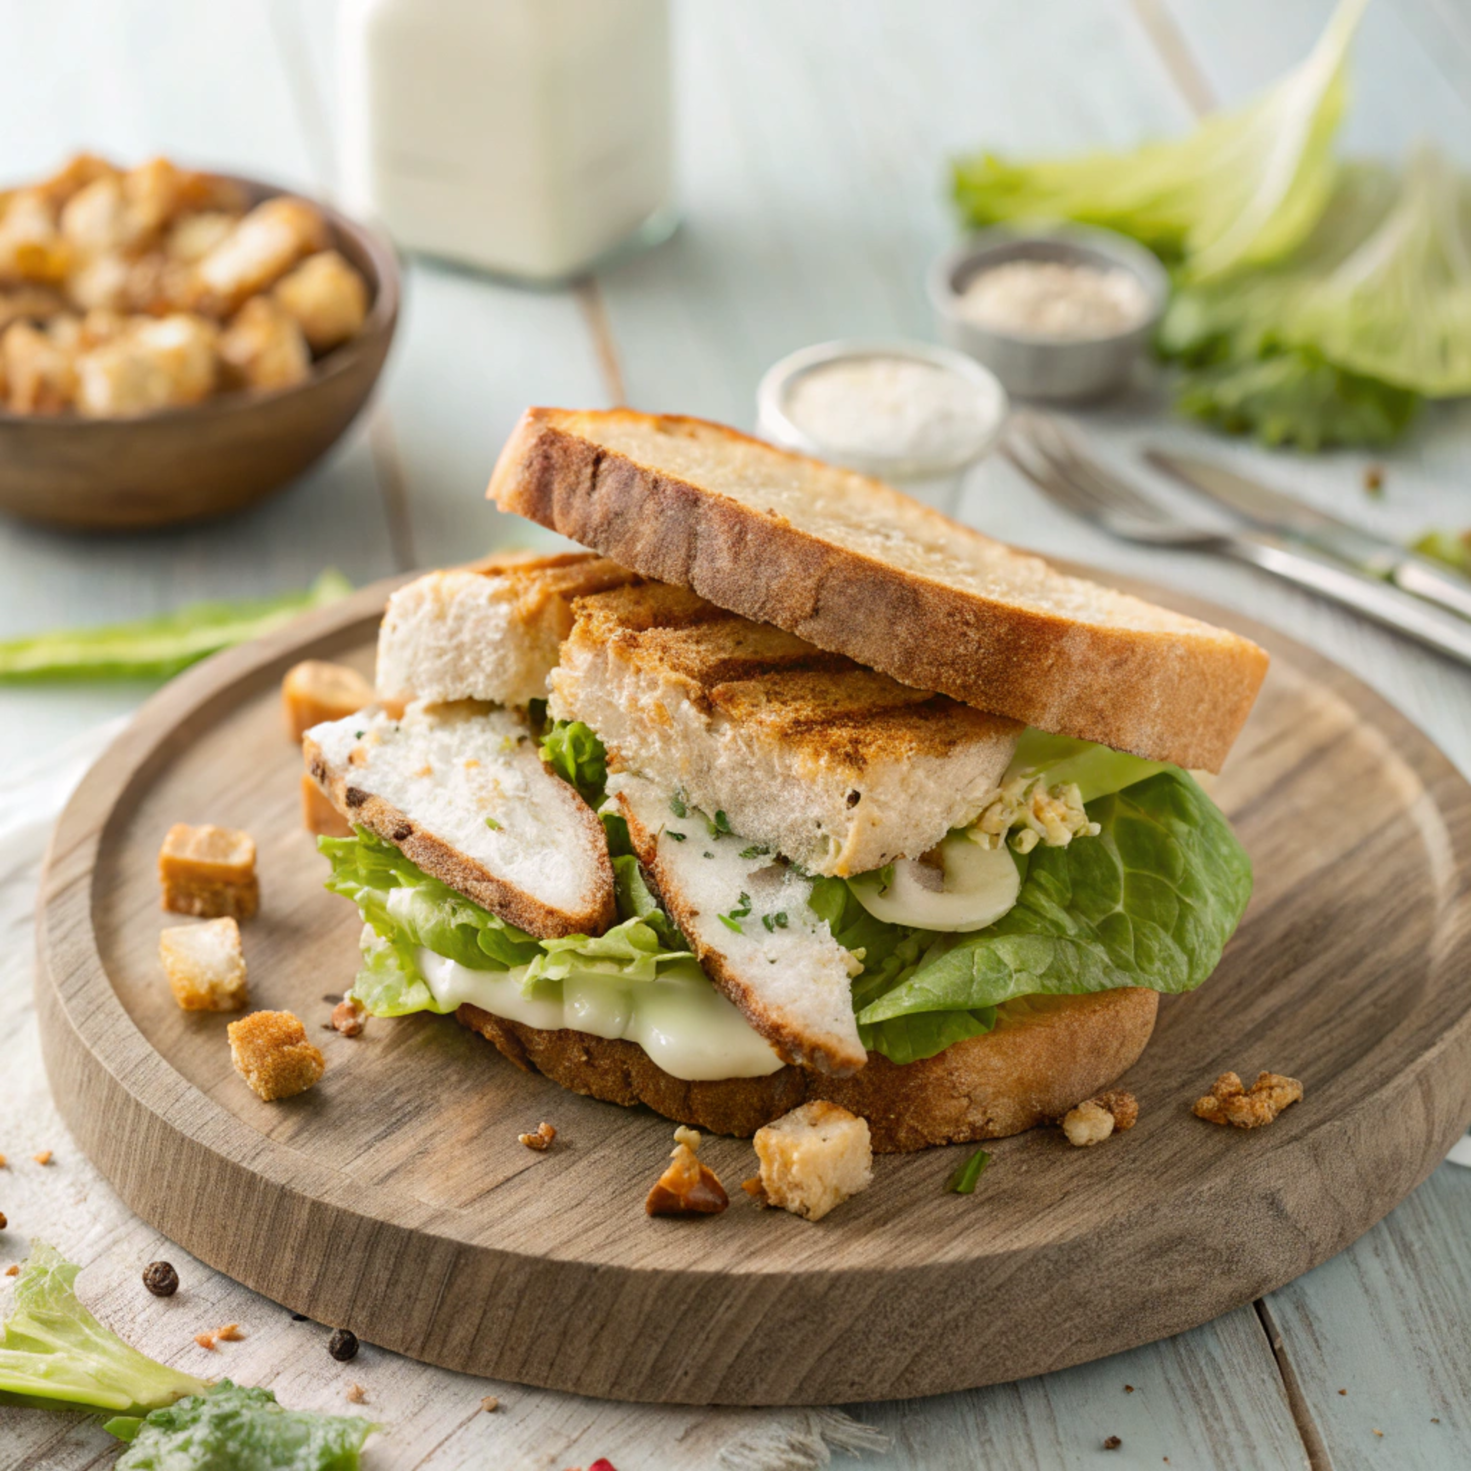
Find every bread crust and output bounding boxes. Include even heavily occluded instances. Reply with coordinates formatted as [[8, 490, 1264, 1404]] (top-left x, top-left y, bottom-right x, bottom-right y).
[[487, 408, 1268, 772], [304, 735, 615, 940], [457, 988, 1159, 1152]]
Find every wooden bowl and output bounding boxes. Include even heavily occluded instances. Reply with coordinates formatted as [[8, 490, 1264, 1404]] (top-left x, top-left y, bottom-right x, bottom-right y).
[[0, 174, 400, 532]]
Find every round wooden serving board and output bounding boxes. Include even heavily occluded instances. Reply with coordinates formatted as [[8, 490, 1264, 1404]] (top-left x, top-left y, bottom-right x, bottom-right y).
[[36, 574, 1471, 1406]]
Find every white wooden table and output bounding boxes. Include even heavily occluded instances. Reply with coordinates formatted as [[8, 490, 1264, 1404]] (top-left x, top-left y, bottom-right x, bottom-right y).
[[3, 3, 1470, 1466]]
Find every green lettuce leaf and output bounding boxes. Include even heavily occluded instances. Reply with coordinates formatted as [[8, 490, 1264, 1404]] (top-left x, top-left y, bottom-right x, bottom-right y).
[[106, 1381, 376, 1468], [953, 0, 1364, 279], [541, 720, 608, 806], [856, 772, 1251, 1028], [0, 570, 352, 682], [320, 830, 543, 974], [0, 1242, 212, 1416]]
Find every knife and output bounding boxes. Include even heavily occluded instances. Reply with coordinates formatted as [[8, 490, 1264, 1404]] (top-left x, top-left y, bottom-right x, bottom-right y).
[[1144, 448, 1471, 624]]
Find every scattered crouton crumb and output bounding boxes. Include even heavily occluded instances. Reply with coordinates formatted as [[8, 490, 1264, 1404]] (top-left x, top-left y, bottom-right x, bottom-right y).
[[215, 1323, 243, 1342], [0, 1154, 7, 1168], [331, 997, 366, 1037], [1339, 1389, 1347, 1396], [1061, 1090, 1138, 1146], [518, 1121, 556, 1152], [1104, 1436, 1122, 1450], [159, 822, 259, 920], [195, 1330, 217, 1351], [282, 660, 373, 742], [1193, 1071, 1303, 1129], [161, 917, 249, 1011], [4, 1264, 17, 1276], [1124, 1385, 1135, 1393], [742, 1175, 769, 1206], [1372, 1429, 1383, 1437], [646, 1126, 729, 1217], [228, 1010, 326, 1101], [1432, 1418, 1440, 1424], [481, 1395, 499, 1413], [33, 1151, 52, 1166], [346, 1382, 367, 1404], [751, 1101, 872, 1222]]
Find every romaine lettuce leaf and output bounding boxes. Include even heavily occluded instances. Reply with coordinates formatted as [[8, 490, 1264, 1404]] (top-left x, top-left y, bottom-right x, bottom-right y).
[[541, 720, 608, 807], [952, 0, 1364, 279], [1003, 729, 1167, 803], [107, 1380, 376, 1467], [0, 1242, 211, 1416], [856, 771, 1251, 1029]]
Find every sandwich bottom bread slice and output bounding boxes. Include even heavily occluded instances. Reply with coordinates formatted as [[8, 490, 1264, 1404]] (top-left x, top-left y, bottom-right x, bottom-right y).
[[312, 563, 1255, 1153]]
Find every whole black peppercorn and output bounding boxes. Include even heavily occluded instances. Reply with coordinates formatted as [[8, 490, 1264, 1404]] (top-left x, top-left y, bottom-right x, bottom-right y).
[[142, 1261, 179, 1297], [328, 1328, 359, 1361]]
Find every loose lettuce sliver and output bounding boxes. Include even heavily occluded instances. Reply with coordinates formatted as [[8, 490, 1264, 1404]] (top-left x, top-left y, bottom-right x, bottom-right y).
[[952, 0, 1364, 280], [856, 772, 1251, 1027], [0, 1242, 212, 1416], [0, 569, 352, 682], [541, 719, 609, 807], [107, 1380, 376, 1468]]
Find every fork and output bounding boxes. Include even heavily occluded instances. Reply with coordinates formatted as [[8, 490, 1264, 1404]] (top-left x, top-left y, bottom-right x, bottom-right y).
[[1004, 410, 1471, 668]]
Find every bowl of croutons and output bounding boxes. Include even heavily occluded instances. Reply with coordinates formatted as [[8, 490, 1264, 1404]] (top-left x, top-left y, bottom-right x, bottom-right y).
[[0, 154, 399, 531]]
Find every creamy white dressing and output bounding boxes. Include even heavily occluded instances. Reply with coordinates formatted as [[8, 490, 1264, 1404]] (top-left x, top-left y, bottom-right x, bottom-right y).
[[415, 949, 784, 1081]]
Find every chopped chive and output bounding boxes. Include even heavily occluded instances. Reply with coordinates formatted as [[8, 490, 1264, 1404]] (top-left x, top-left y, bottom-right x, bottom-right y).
[[484, 816, 502, 831], [774, 911, 788, 928], [667, 830, 687, 842], [669, 792, 687, 818], [718, 913, 743, 934], [761, 914, 775, 932], [354, 730, 365, 740], [703, 851, 714, 859], [739, 844, 770, 860], [729, 891, 752, 919], [945, 1147, 991, 1195]]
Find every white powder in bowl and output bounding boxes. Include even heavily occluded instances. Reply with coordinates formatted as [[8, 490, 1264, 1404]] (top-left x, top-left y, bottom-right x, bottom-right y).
[[957, 259, 1152, 339], [782, 356, 1004, 465]]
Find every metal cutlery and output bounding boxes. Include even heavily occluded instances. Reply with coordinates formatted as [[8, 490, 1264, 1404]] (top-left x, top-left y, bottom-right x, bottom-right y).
[[1144, 448, 1471, 624], [1004, 410, 1471, 668]]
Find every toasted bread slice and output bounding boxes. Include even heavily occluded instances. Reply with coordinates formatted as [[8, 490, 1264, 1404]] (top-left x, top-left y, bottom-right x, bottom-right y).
[[459, 986, 1158, 1152], [554, 581, 1020, 876], [305, 701, 615, 939], [488, 407, 1268, 771], [376, 551, 638, 707], [613, 771, 867, 1075]]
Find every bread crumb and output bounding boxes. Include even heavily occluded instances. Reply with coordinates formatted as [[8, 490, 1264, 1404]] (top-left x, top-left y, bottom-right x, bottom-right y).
[[646, 1127, 728, 1217], [1062, 1089, 1137, 1146], [33, 1151, 52, 1166], [0, 1154, 7, 1168], [301, 773, 352, 838], [331, 998, 366, 1037], [1124, 1385, 1135, 1393], [159, 822, 258, 920], [1339, 1389, 1347, 1396], [228, 1010, 325, 1101], [195, 1330, 217, 1351], [4, 1264, 18, 1276], [518, 1121, 556, 1151], [1372, 1428, 1383, 1437], [160, 917, 248, 1011], [1104, 1435, 1122, 1450], [214, 1323, 243, 1342], [282, 660, 372, 742], [346, 1382, 367, 1404], [481, 1395, 499, 1413], [752, 1101, 872, 1222], [1193, 1071, 1302, 1129]]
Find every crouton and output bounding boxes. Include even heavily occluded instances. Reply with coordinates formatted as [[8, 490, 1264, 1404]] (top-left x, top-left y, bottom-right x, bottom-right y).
[[158, 822, 259, 920], [282, 660, 374, 742], [218, 296, 310, 390], [75, 313, 218, 417], [165, 211, 238, 265], [160, 917, 248, 1012], [228, 1011, 325, 1101], [273, 250, 368, 354], [301, 772, 353, 838], [3, 319, 76, 412], [750, 1101, 872, 1222], [196, 197, 328, 314]]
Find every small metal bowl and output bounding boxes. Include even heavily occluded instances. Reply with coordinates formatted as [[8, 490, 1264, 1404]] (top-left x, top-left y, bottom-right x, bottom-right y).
[[928, 225, 1168, 402]]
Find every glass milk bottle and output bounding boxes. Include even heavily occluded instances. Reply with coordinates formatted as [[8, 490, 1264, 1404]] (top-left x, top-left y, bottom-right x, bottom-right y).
[[339, 0, 675, 283]]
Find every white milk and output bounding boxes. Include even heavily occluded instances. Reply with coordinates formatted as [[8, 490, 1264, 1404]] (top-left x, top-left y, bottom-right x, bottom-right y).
[[339, 0, 675, 283]]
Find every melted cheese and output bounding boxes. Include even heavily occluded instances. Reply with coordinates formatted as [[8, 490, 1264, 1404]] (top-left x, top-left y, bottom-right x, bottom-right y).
[[416, 949, 784, 1081]]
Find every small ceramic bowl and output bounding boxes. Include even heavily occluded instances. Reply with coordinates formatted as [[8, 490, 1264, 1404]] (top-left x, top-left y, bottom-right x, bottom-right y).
[[929, 224, 1168, 402], [0, 173, 400, 532], [756, 338, 1008, 513]]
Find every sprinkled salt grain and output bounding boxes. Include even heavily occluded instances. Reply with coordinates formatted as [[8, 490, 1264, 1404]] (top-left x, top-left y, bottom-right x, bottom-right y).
[[957, 259, 1151, 340], [782, 356, 1003, 466]]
